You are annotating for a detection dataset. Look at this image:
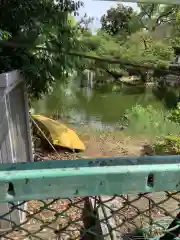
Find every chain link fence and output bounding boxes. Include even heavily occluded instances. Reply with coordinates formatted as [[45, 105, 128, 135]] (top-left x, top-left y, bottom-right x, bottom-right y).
[[0, 191, 180, 240]]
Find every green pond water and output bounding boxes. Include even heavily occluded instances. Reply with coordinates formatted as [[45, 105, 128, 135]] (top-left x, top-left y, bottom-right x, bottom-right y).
[[32, 80, 178, 129]]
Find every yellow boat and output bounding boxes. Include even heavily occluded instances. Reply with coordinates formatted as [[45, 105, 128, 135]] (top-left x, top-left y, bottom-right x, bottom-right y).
[[32, 114, 85, 151]]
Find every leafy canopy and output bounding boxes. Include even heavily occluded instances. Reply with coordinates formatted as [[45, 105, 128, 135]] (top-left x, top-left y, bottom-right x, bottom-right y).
[[0, 0, 82, 99], [78, 3, 178, 83], [1, 1, 180, 94]]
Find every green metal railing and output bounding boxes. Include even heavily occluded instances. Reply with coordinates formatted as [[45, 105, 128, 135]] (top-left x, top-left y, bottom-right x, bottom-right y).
[[0, 155, 180, 240]]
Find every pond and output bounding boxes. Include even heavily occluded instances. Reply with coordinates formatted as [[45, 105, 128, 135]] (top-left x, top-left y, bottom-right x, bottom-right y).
[[32, 79, 178, 129]]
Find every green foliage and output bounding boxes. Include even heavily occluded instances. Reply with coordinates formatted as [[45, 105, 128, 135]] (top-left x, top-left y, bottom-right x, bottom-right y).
[[137, 4, 178, 34], [153, 135, 180, 155], [152, 101, 180, 155], [78, 3, 176, 85], [124, 105, 180, 139], [119, 31, 174, 68], [79, 28, 174, 85], [78, 30, 126, 82], [1, 1, 180, 97], [168, 102, 180, 124], [126, 99, 180, 154], [100, 4, 141, 38], [0, 0, 83, 99], [170, 9, 180, 47]]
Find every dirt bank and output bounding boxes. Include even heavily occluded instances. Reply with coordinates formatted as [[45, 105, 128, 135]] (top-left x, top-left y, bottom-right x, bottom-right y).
[[80, 133, 148, 157], [35, 129, 150, 161]]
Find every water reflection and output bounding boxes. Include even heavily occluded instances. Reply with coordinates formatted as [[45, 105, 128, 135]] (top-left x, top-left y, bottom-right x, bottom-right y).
[[33, 82, 167, 128], [152, 86, 180, 109]]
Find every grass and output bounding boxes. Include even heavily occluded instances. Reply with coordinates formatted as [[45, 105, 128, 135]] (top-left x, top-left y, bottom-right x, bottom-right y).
[[75, 104, 180, 148], [124, 105, 180, 141]]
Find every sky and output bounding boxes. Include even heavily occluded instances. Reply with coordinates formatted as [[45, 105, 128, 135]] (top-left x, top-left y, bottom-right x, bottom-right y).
[[78, 1, 138, 29]]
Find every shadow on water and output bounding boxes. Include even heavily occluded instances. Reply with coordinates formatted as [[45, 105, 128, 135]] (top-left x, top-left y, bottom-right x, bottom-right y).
[[152, 85, 180, 109], [121, 85, 147, 95]]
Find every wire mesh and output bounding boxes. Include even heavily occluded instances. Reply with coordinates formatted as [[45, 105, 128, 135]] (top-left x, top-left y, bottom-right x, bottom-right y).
[[0, 192, 180, 240]]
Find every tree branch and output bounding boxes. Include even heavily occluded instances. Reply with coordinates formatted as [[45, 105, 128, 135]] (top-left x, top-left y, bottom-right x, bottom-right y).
[[104, 68, 123, 80], [155, 8, 175, 26], [141, 37, 148, 49], [0, 39, 179, 76], [149, 4, 156, 19]]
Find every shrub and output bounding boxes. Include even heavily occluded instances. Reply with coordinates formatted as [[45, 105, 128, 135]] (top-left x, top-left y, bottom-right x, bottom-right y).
[[124, 105, 180, 139], [168, 102, 180, 124], [153, 135, 180, 155], [150, 102, 180, 155]]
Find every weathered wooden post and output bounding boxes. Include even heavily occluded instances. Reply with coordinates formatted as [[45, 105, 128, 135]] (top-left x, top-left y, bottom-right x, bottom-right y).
[[0, 70, 33, 229]]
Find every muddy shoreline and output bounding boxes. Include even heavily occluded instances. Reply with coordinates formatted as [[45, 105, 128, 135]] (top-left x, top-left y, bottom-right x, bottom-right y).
[[34, 129, 151, 161]]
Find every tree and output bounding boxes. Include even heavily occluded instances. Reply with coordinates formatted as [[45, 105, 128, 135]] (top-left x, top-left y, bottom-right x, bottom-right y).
[[122, 31, 174, 67], [79, 30, 127, 84], [169, 9, 180, 49], [100, 4, 141, 38], [80, 25, 174, 80], [0, 0, 83, 99], [138, 3, 178, 32], [78, 13, 94, 35]]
